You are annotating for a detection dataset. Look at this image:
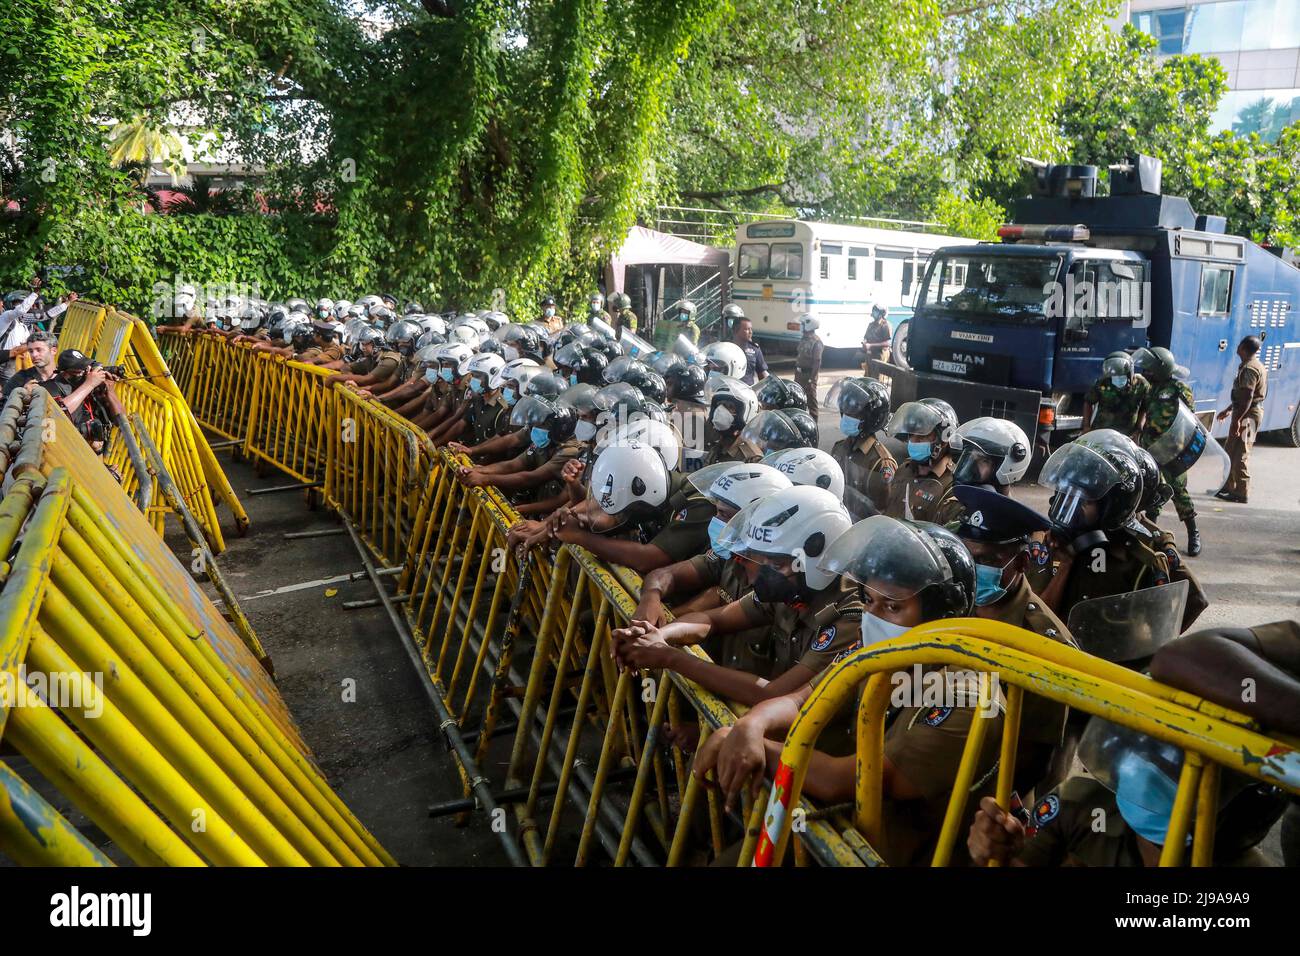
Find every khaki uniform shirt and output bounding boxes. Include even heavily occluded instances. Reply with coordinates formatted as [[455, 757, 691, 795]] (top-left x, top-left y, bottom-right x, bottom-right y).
[[736, 577, 863, 680], [687, 550, 772, 677], [371, 349, 405, 383], [884, 454, 954, 523], [644, 472, 715, 562], [1025, 528, 1170, 622], [1231, 356, 1267, 424], [831, 432, 896, 519], [1015, 777, 1141, 867]]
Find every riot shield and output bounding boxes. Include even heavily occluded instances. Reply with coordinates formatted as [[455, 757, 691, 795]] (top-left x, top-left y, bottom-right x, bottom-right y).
[[1146, 403, 1230, 494], [1065, 579, 1189, 663]]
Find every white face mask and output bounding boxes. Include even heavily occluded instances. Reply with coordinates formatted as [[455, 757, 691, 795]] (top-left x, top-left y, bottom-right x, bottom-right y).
[[859, 611, 912, 647], [575, 419, 597, 442], [711, 406, 735, 432]]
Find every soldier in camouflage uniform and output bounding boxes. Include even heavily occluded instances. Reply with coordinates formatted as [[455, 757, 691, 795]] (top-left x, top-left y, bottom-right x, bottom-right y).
[[794, 314, 824, 422], [1082, 351, 1149, 437], [653, 300, 700, 352], [1134, 346, 1200, 557]]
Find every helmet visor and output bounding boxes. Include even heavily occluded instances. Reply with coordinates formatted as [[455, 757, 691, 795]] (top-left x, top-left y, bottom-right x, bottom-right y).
[[816, 515, 953, 597], [886, 401, 943, 438]]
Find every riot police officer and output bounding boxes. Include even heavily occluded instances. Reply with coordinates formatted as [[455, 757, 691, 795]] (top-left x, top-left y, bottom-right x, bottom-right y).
[[794, 314, 823, 420], [1134, 346, 1200, 556], [828, 376, 895, 520]]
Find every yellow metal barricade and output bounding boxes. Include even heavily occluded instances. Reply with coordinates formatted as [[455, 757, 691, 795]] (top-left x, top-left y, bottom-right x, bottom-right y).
[[185, 335, 260, 445], [54, 303, 249, 550], [755, 617, 1300, 868], [156, 330, 196, 395], [0, 388, 394, 866], [243, 355, 335, 486]]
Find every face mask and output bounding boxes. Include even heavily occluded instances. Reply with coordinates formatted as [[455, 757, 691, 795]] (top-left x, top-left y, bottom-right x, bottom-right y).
[[569, 373, 579, 386], [424, 368, 439, 384], [711, 406, 735, 432], [859, 611, 912, 647], [839, 415, 862, 438], [974, 560, 1014, 606], [530, 426, 550, 449], [1111, 375, 1128, 389], [575, 419, 597, 442], [1115, 754, 1178, 845], [469, 378, 484, 394], [753, 565, 806, 606], [439, 367, 455, 383], [707, 516, 731, 558], [907, 440, 933, 463], [503, 387, 517, 407], [544, 308, 556, 318]]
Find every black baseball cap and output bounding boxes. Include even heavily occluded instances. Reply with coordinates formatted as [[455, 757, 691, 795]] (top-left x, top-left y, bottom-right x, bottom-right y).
[[56, 349, 93, 372]]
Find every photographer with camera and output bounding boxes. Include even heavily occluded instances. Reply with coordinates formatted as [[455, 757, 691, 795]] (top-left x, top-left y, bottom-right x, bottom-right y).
[[40, 349, 127, 458]]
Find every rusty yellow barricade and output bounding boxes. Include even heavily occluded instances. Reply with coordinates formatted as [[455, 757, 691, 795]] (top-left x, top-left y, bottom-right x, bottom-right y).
[[754, 618, 1300, 868], [156, 329, 196, 395], [0, 388, 393, 866], [242, 354, 336, 487]]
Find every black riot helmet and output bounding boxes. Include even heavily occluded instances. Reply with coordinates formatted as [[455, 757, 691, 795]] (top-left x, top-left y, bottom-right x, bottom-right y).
[[828, 377, 891, 434], [617, 361, 667, 404], [497, 323, 545, 363], [1039, 441, 1143, 538], [1132, 346, 1176, 383], [554, 341, 608, 386], [663, 362, 707, 402], [755, 375, 809, 412]]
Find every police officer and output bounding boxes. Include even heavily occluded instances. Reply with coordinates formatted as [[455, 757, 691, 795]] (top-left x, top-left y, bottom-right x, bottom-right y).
[[1134, 347, 1200, 555], [861, 303, 892, 373], [611, 292, 639, 336], [586, 291, 611, 325], [794, 314, 823, 420], [730, 313, 768, 385], [1215, 335, 1267, 504], [829, 377, 895, 520], [701, 376, 762, 465], [883, 399, 958, 523], [654, 300, 700, 351], [297, 321, 346, 365], [953, 485, 1076, 782], [538, 295, 563, 333], [614, 485, 861, 705], [1032, 439, 1170, 620], [1083, 351, 1149, 437], [932, 416, 1032, 524]]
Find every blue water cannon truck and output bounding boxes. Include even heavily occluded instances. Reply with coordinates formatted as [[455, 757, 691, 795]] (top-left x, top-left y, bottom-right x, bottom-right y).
[[875, 155, 1300, 459]]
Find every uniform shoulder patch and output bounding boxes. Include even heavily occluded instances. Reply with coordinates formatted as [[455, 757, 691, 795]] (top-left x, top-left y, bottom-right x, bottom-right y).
[[880, 462, 896, 483], [673, 507, 689, 522], [1033, 794, 1060, 827], [810, 624, 836, 652], [921, 706, 952, 727], [1027, 540, 1050, 566]]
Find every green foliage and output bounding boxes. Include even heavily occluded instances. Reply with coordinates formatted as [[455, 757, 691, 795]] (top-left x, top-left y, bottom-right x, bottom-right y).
[[925, 190, 1005, 242]]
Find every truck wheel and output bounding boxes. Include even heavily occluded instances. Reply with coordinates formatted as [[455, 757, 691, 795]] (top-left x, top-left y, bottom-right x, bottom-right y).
[[891, 320, 911, 371], [1278, 405, 1300, 448]]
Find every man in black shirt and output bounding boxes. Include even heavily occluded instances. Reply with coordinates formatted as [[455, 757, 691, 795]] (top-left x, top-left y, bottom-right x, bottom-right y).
[[732, 316, 768, 386], [2, 331, 56, 401]]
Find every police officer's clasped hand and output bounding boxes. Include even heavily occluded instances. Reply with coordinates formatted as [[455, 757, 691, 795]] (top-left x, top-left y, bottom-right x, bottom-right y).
[[692, 722, 767, 812]]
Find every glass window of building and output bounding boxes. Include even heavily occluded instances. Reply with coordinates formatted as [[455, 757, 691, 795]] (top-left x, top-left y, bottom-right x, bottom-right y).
[[1185, 1, 1247, 54], [1131, 7, 1188, 54]]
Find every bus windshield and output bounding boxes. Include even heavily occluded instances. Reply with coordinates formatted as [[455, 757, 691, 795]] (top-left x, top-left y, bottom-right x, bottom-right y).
[[921, 253, 1061, 323]]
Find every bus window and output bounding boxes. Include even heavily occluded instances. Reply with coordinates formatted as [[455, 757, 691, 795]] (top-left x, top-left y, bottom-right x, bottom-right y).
[[770, 243, 804, 280], [847, 258, 857, 281], [874, 259, 884, 282], [739, 243, 769, 279], [819, 256, 829, 280], [902, 261, 914, 296], [821, 243, 843, 256]]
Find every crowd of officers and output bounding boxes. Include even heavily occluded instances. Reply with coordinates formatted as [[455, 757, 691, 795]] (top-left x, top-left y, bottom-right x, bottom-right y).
[[162, 289, 1297, 868]]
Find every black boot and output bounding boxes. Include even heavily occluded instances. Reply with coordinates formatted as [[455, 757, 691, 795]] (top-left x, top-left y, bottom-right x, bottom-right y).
[[1184, 517, 1201, 557]]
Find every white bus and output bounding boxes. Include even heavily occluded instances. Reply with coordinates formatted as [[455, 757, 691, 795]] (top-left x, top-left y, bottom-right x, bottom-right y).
[[729, 219, 977, 353]]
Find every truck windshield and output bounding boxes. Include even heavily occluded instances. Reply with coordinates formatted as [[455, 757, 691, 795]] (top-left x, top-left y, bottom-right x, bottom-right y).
[[922, 253, 1062, 323]]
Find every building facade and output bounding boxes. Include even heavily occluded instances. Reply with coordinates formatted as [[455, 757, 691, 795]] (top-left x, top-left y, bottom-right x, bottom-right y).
[[1115, 0, 1300, 139]]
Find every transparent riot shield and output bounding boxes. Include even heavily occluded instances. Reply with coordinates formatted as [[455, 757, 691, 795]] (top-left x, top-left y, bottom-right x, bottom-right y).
[[619, 327, 657, 360], [1146, 403, 1230, 495], [1065, 579, 1189, 664]]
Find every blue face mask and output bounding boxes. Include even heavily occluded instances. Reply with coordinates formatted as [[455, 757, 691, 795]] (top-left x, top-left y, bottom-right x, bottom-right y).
[[424, 368, 438, 384], [974, 562, 1010, 606], [839, 415, 862, 438], [530, 426, 550, 449], [569, 373, 579, 386], [440, 367, 455, 383], [1115, 754, 1179, 845], [708, 516, 731, 558], [503, 387, 517, 407], [469, 378, 484, 394], [907, 440, 933, 463], [1111, 375, 1128, 389]]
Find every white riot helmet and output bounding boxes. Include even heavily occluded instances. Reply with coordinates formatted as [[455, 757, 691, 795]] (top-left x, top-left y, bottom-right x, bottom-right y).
[[315, 297, 334, 317], [419, 314, 448, 336], [435, 342, 475, 377], [334, 299, 352, 320], [588, 440, 671, 518], [601, 417, 682, 472], [467, 352, 506, 382], [490, 356, 541, 391], [702, 341, 747, 379], [950, 417, 1032, 488], [761, 447, 846, 499], [448, 324, 480, 348], [689, 462, 793, 513], [799, 314, 821, 334], [715, 485, 851, 591], [705, 375, 760, 434]]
